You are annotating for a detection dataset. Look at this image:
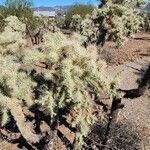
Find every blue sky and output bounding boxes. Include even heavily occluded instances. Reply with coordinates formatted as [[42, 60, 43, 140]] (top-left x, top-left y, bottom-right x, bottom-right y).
[[0, 0, 99, 6]]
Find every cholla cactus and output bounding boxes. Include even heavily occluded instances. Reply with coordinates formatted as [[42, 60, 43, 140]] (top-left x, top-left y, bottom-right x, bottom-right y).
[[70, 14, 82, 32], [0, 16, 26, 54], [38, 17, 60, 33], [28, 17, 60, 45], [56, 13, 66, 28], [91, 1, 144, 47], [72, 0, 145, 47], [0, 55, 40, 144], [47, 18, 60, 32], [80, 15, 99, 45], [142, 12, 150, 31], [22, 31, 118, 149], [70, 14, 100, 47], [0, 17, 39, 144], [71, 32, 88, 46], [4, 15, 26, 33], [105, 5, 142, 47], [0, 17, 118, 149]]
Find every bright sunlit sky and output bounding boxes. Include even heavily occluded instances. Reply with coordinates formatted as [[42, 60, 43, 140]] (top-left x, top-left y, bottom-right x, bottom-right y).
[[0, 0, 99, 7]]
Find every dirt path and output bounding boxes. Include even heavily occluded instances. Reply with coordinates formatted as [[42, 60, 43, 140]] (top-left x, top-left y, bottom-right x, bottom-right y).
[[107, 57, 150, 89], [105, 57, 150, 150]]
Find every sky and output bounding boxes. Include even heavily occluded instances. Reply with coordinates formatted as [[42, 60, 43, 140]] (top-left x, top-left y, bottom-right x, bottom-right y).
[[0, 0, 99, 7]]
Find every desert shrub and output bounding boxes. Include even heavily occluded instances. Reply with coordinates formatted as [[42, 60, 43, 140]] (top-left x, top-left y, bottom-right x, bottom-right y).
[[96, 0, 146, 47], [0, 16, 118, 149], [71, 32, 88, 46], [56, 12, 66, 29], [36, 17, 60, 32], [70, 14, 99, 46], [70, 0, 145, 48], [99, 49, 116, 64], [0, 0, 38, 33], [0, 56, 39, 142], [0, 16, 26, 55], [142, 12, 150, 31], [106, 122, 141, 150], [93, 2, 144, 47], [84, 121, 142, 149], [99, 6, 142, 47], [0, 6, 6, 31], [80, 14, 100, 45], [0, 16, 40, 144], [0, 51, 39, 144], [70, 14, 82, 31], [23, 31, 119, 149]]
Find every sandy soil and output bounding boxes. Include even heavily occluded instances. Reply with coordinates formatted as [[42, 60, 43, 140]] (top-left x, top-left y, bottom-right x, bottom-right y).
[[106, 57, 150, 150], [103, 32, 150, 65]]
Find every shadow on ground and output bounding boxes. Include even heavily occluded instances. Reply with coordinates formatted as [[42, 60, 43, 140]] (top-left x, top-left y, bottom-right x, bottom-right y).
[[118, 65, 150, 99], [84, 121, 142, 150]]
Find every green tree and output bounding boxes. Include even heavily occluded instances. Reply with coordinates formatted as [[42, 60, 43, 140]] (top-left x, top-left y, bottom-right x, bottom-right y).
[[5, 0, 33, 16]]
